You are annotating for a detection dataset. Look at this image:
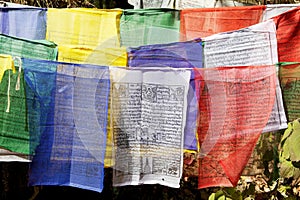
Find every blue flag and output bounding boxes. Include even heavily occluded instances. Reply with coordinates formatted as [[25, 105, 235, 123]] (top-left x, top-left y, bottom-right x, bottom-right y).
[[127, 39, 203, 150], [0, 7, 47, 40], [26, 59, 110, 193]]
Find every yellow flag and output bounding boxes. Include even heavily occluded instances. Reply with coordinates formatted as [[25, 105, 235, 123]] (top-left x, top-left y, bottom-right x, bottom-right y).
[[0, 54, 15, 82]]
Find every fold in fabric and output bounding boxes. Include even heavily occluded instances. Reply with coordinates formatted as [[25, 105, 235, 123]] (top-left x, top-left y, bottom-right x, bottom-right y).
[[127, 39, 202, 150], [27, 59, 110, 193], [120, 9, 180, 47], [262, 4, 300, 21], [195, 65, 276, 188], [279, 62, 300, 122], [57, 45, 127, 67], [0, 7, 47, 40], [180, 5, 265, 40], [272, 7, 300, 62]]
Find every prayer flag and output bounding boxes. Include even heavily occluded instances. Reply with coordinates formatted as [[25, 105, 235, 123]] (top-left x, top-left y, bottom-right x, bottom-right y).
[[120, 9, 180, 47], [0, 7, 47, 40], [127, 39, 202, 150], [180, 5, 265, 40], [27, 59, 110, 193], [272, 7, 300, 62], [195, 65, 276, 188]]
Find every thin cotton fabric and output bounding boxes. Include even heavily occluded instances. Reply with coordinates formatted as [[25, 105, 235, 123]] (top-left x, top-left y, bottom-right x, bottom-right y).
[[262, 4, 300, 21], [0, 54, 15, 82], [272, 7, 300, 62], [28, 59, 110, 193], [111, 67, 190, 188], [120, 9, 180, 47], [47, 8, 125, 66], [203, 20, 287, 133], [127, 39, 202, 150], [180, 5, 265, 40], [0, 7, 47, 40], [195, 65, 276, 189], [279, 62, 300, 122], [0, 34, 58, 60], [0, 69, 32, 154], [0, 37, 57, 155]]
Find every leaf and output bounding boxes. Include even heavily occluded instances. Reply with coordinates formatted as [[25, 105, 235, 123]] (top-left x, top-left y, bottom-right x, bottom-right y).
[[277, 185, 291, 198], [288, 126, 300, 161], [223, 188, 243, 200], [279, 160, 294, 178], [209, 193, 216, 200]]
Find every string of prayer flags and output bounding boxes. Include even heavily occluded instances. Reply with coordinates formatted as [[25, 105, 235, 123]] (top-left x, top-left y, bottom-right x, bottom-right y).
[[111, 67, 190, 188], [127, 39, 202, 150], [272, 7, 300, 62], [203, 20, 287, 133], [28, 59, 110, 193], [120, 9, 180, 47], [0, 7, 47, 40], [195, 65, 276, 188], [180, 5, 265, 40], [0, 34, 58, 61], [279, 62, 300, 122]]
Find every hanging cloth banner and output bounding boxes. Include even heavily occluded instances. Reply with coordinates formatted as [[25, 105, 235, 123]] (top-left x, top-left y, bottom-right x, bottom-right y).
[[111, 67, 190, 188], [262, 4, 300, 21], [47, 8, 126, 66], [0, 36, 58, 155], [0, 34, 58, 60], [180, 5, 265, 41], [279, 62, 300, 122], [27, 59, 110, 193], [127, 39, 202, 150], [0, 7, 47, 40], [203, 20, 287, 133], [272, 7, 300, 62], [195, 65, 276, 189], [120, 9, 180, 47]]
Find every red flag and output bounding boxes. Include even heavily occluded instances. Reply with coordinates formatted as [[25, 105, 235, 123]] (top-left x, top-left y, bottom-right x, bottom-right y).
[[272, 7, 300, 62], [195, 65, 276, 188], [180, 5, 266, 41]]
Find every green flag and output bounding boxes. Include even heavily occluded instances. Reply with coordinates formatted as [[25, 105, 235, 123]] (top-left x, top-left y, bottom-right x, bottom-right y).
[[120, 9, 180, 47]]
